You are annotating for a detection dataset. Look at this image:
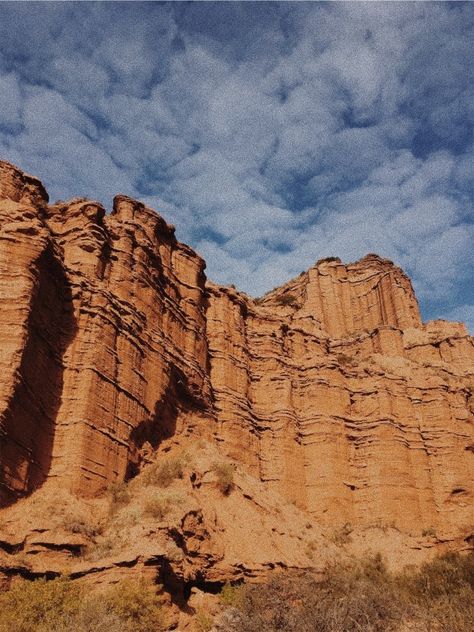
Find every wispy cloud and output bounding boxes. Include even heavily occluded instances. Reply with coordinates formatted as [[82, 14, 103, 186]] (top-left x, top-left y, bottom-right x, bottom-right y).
[[0, 2, 472, 329]]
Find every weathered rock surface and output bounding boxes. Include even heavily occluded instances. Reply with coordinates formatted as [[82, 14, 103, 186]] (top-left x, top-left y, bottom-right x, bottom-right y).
[[0, 161, 472, 600], [208, 261, 473, 535]]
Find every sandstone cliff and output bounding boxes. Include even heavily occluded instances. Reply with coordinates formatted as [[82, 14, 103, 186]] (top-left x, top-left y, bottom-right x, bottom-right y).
[[0, 161, 472, 620]]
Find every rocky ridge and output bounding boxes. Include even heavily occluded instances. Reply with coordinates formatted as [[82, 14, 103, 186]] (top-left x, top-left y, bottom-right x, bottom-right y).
[[0, 161, 472, 624]]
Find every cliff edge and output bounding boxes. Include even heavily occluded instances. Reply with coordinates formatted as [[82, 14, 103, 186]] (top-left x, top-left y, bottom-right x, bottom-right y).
[[0, 161, 472, 623]]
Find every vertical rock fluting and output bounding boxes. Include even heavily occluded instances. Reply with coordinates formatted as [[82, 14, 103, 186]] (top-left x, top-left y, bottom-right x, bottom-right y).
[[0, 161, 472, 538], [0, 162, 213, 504], [0, 162, 73, 504], [207, 258, 473, 533]]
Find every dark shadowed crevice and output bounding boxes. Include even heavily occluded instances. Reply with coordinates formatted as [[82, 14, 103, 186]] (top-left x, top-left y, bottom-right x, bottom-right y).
[[0, 244, 76, 507], [125, 365, 202, 481]]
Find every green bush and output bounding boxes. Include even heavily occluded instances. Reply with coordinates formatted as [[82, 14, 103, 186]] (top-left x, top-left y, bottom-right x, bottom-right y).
[[104, 579, 165, 631], [219, 582, 244, 608], [0, 577, 82, 632]]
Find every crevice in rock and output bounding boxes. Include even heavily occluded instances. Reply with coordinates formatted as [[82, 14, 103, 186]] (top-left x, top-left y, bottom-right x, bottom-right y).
[[126, 365, 201, 481], [0, 243, 77, 506]]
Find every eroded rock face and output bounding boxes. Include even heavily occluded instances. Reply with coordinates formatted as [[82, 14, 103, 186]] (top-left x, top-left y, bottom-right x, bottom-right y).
[[0, 161, 472, 538]]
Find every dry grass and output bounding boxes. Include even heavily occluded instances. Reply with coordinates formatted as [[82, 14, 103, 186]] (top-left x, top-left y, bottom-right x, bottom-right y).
[[336, 353, 355, 367], [0, 577, 165, 632], [82, 534, 118, 561], [421, 526, 437, 537], [219, 582, 245, 608], [212, 462, 235, 495], [275, 293, 298, 307], [219, 552, 474, 632], [330, 522, 353, 546], [195, 611, 214, 632], [143, 494, 172, 521], [62, 512, 103, 539], [142, 455, 186, 488], [107, 482, 131, 515]]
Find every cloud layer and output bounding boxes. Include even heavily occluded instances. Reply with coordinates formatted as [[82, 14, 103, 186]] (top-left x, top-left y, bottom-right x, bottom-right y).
[[0, 2, 472, 330]]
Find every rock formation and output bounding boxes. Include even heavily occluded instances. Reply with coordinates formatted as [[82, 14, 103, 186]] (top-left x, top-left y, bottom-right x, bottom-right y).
[[0, 161, 472, 609]]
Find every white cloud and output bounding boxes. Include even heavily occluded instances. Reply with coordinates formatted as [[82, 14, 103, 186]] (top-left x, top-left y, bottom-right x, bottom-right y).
[[0, 1, 472, 329]]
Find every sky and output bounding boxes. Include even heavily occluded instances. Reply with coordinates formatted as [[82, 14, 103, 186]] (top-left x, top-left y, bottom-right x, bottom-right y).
[[0, 2, 472, 331]]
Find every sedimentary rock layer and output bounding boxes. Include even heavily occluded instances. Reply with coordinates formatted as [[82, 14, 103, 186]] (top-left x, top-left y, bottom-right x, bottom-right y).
[[0, 161, 472, 536]]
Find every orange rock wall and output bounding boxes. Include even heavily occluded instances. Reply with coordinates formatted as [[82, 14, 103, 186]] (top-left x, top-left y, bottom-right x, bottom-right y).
[[0, 162, 472, 536], [207, 261, 473, 534], [0, 162, 212, 504]]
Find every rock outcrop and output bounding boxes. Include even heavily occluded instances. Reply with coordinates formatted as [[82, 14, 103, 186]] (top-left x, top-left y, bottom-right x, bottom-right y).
[[208, 261, 473, 535], [0, 161, 472, 591]]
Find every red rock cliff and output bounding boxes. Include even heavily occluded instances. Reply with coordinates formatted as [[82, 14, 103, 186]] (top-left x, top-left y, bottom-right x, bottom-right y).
[[0, 161, 472, 537]]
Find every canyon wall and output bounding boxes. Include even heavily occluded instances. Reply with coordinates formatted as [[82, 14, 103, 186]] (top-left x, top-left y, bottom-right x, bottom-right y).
[[0, 161, 472, 536]]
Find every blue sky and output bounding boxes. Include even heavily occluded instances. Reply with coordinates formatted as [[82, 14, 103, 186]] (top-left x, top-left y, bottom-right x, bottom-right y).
[[0, 2, 473, 331]]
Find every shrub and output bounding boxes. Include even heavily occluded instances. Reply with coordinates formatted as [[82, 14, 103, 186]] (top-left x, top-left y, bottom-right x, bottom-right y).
[[336, 353, 355, 367], [142, 456, 185, 488], [108, 482, 131, 512], [195, 611, 213, 632], [219, 582, 244, 608], [221, 552, 474, 632], [398, 552, 474, 601], [212, 462, 235, 495], [63, 513, 103, 539], [0, 577, 82, 632], [0, 577, 165, 632], [104, 579, 165, 632], [275, 293, 298, 307], [316, 257, 341, 265], [330, 522, 353, 546], [220, 559, 399, 632], [83, 535, 116, 561], [422, 527, 437, 538], [144, 494, 171, 521]]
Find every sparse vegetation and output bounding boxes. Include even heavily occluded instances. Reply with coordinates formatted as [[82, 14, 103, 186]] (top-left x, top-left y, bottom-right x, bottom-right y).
[[212, 462, 235, 495], [305, 539, 318, 560], [0, 577, 82, 632], [336, 353, 355, 367], [422, 526, 437, 538], [275, 293, 298, 307], [219, 552, 474, 632], [142, 455, 186, 488], [219, 582, 245, 608], [0, 577, 165, 632], [195, 611, 213, 632], [330, 522, 353, 546], [83, 534, 117, 561], [143, 493, 172, 520], [63, 512, 103, 539], [108, 481, 131, 513], [316, 256, 341, 265]]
